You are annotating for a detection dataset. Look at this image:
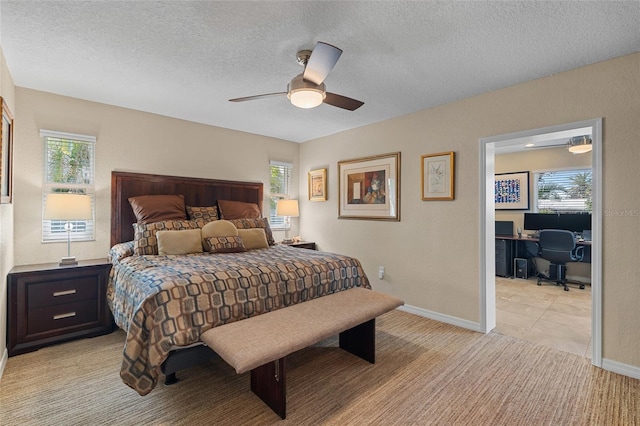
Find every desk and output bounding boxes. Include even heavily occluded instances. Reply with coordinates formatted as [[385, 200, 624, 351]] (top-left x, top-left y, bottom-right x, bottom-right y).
[[495, 234, 591, 278]]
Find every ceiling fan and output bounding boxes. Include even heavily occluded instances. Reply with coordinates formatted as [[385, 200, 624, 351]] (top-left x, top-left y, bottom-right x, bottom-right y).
[[229, 41, 364, 111]]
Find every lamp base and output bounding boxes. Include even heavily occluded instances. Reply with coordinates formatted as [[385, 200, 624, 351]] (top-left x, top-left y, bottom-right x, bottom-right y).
[[281, 239, 294, 244], [59, 257, 78, 267]]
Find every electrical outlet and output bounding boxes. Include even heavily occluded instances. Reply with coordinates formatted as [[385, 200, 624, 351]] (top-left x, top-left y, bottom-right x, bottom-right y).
[[378, 266, 385, 280]]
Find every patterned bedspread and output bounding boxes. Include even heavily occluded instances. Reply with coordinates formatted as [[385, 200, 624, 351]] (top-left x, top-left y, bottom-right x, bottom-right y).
[[107, 243, 371, 395]]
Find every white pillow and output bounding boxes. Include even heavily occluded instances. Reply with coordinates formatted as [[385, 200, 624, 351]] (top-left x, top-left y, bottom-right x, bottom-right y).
[[157, 229, 203, 255]]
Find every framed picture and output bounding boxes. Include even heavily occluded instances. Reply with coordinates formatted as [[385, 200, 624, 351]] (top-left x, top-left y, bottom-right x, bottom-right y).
[[495, 171, 529, 210], [338, 152, 400, 221], [421, 151, 455, 201], [308, 168, 327, 201], [1, 97, 14, 204]]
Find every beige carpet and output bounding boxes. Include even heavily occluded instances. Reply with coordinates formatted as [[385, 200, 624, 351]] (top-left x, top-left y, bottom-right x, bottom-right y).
[[1, 310, 638, 425]]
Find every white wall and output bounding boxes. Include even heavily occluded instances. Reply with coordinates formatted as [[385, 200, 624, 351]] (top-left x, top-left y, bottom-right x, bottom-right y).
[[300, 52, 640, 369]]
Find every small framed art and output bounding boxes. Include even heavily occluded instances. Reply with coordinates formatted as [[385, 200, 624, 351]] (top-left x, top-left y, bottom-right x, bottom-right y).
[[495, 171, 529, 210], [308, 168, 327, 201], [421, 151, 455, 201], [338, 152, 400, 221]]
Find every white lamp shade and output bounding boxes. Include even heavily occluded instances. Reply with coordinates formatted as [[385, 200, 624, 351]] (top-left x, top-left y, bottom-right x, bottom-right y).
[[276, 199, 299, 217], [44, 193, 93, 220]]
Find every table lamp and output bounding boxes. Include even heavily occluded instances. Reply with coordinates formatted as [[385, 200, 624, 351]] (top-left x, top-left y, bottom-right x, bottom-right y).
[[44, 193, 92, 266], [275, 199, 299, 244]]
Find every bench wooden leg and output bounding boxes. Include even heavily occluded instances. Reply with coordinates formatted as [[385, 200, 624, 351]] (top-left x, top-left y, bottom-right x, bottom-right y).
[[339, 318, 375, 363], [251, 358, 286, 419]]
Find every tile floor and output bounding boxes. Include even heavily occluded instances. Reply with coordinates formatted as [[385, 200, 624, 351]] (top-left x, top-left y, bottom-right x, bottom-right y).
[[495, 276, 592, 358]]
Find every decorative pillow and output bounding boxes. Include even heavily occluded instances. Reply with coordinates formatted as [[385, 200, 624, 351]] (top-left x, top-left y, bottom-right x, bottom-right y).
[[238, 228, 269, 250], [157, 229, 203, 255], [186, 205, 219, 223], [109, 241, 135, 262], [229, 218, 275, 246], [203, 236, 247, 253], [201, 220, 238, 239], [128, 195, 186, 224], [133, 220, 202, 255], [217, 200, 261, 220]]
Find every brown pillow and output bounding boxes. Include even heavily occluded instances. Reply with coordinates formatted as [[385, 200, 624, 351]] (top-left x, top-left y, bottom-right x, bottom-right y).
[[129, 195, 186, 224], [186, 206, 219, 223], [217, 200, 261, 220], [203, 236, 247, 253], [133, 219, 202, 255]]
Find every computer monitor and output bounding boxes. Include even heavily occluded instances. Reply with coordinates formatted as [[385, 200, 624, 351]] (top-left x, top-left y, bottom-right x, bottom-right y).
[[523, 213, 559, 231], [495, 221, 514, 236], [558, 213, 592, 233]]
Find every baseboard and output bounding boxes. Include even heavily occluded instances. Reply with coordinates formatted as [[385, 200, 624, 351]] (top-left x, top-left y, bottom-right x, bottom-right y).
[[0, 348, 7, 383], [602, 358, 640, 380], [398, 304, 482, 332]]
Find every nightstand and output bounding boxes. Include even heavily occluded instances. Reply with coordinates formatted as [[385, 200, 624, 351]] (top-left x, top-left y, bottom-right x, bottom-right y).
[[7, 258, 113, 356], [284, 241, 317, 250]]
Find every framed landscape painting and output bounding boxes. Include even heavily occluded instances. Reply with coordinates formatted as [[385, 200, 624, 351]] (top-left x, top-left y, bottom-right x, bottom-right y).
[[338, 152, 400, 221], [495, 171, 529, 210]]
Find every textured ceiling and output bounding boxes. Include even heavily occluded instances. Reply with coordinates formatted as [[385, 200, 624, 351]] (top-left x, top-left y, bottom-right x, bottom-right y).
[[1, 1, 639, 143]]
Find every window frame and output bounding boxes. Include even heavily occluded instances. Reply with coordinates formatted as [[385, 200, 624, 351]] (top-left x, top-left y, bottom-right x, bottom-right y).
[[533, 166, 592, 214], [269, 160, 293, 230], [41, 130, 96, 243]]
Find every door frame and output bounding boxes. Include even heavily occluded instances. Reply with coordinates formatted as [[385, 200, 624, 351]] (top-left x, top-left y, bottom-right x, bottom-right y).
[[478, 118, 602, 366]]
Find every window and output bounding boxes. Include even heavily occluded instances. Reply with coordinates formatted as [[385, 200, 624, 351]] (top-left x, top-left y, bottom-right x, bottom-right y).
[[269, 161, 293, 229], [41, 130, 96, 242], [534, 168, 592, 213]]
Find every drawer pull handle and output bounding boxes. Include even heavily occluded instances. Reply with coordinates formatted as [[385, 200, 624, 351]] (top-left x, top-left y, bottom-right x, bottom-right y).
[[53, 312, 76, 320], [53, 289, 77, 297]]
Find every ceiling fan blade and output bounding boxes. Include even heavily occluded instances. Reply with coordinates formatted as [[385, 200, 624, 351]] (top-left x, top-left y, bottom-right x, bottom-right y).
[[324, 92, 364, 111], [229, 92, 287, 102], [303, 42, 342, 85]]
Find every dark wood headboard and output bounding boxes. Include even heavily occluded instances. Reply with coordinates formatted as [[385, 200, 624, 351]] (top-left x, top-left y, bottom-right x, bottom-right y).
[[111, 171, 263, 246]]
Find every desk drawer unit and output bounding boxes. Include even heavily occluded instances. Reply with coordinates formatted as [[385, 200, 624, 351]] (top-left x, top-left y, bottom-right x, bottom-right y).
[[7, 259, 113, 356]]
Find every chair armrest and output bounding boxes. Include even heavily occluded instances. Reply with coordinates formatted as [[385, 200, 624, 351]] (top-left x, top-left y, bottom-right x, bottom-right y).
[[574, 245, 585, 261]]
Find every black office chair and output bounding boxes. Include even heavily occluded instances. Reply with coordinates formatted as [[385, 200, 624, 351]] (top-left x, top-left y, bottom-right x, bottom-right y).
[[537, 229, 585, 291]]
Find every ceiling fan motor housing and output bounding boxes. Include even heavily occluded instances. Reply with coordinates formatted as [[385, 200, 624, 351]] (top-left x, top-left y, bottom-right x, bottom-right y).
[[287, 74, 326, 108]]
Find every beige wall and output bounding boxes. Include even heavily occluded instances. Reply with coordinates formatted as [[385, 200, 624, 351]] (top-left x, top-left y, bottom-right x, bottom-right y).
[[0, 45, 16, 378], [300, 52, 640, 369], [4, 49, 640, 375], [12, 89, 299, 265]]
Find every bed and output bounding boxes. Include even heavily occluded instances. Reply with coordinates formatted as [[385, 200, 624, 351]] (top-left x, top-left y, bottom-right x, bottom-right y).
[[108, 171, 371, 396]]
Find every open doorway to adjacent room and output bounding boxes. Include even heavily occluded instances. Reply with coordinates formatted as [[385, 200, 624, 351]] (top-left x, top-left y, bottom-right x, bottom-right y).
[[479, 118, 602, 367]]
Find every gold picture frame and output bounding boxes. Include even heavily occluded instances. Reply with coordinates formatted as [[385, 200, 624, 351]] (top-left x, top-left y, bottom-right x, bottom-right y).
[[338, 152, 400, 221], [1, 97, 14, 204], [421, 151, 455, 201], [308, 168, 327, 201]]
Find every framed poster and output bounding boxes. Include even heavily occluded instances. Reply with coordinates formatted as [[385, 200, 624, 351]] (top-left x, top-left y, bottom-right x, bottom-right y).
[[1, 97, 14, 204], [495, 171, 529, 210], [338, 152, 400, 221], [308, 168, 327, 201], [421, 151, 455, 200]]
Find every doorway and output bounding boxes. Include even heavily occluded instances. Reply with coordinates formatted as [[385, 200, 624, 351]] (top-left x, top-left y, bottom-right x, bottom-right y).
[[479, 118, 602, 367]]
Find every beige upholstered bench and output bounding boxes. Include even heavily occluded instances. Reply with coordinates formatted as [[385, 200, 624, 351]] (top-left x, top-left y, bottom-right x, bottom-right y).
[[200, 287, 404, 419]]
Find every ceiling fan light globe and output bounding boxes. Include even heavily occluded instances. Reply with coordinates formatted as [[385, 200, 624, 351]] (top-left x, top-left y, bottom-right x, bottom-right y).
[[289, 89, 325, 109], [566, 135, 592, 154]]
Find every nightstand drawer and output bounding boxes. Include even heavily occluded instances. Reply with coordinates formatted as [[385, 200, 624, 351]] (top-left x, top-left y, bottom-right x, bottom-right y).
[[28, 300, 99, 335], [28, 276, 99, 308]]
